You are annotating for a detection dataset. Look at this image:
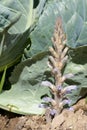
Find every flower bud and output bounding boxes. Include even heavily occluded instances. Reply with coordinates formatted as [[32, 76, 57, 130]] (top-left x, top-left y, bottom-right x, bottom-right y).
[[68, 107, 74, 111], [38, 103, 48, 108], [50, 109, 57, 116], [64, 73, 74, 79], [57, 85, 62, 91], [63, 99, 71, 106], [42, 97, 56, 107], [62, 73, 74, 82], [66, 85, 77, 93], [41, 81, 52, 87], [61, 85, 77, 94], [41, 81, 56, 92], [42, 97, 52, 102], [59, 99, 71, 108]]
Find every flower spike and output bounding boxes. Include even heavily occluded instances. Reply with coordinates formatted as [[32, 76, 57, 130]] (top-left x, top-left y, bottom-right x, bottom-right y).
[[41, 17, 76, 121]]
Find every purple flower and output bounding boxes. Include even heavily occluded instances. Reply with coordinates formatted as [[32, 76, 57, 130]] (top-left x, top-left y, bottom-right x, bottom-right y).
[[62, 99, 71, 106], [41, 81, 52, 87], [50, 109, 57, 116], [53, 68, 59, 74], [38, 103, 48, 108], [64, 73, 74, 79], [59, 99, 71, 108], [42, 97, 52, 102], [68, 107, 74, 111], [41, 81, 56, 91], [56, 85, 62, 91], [65, 85, 77, 93]]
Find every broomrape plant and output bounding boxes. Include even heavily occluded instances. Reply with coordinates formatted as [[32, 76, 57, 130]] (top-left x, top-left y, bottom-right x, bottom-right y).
[[41, 18, 77, 119]]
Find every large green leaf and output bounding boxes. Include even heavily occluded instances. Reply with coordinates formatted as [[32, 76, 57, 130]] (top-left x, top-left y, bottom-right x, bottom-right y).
[[58, 0, 87, 48], [0, 53, 51, 114], [26, 1, 60, 57], [0, 0, 34, 33], [0, 4, 21, 33], [0, 0, 46, 71], [0, 0, 33, 71], [0, 31, 30, 72], [9, 51, 50, 84], [0, 4, 21, 56]]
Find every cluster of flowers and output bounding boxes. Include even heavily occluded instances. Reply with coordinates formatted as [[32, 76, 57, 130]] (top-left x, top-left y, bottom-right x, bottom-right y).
[[39, 18, 77, 117]]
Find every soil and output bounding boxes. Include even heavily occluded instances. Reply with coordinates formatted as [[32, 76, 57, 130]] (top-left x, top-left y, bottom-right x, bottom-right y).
[[0, 98, 87, 130]]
